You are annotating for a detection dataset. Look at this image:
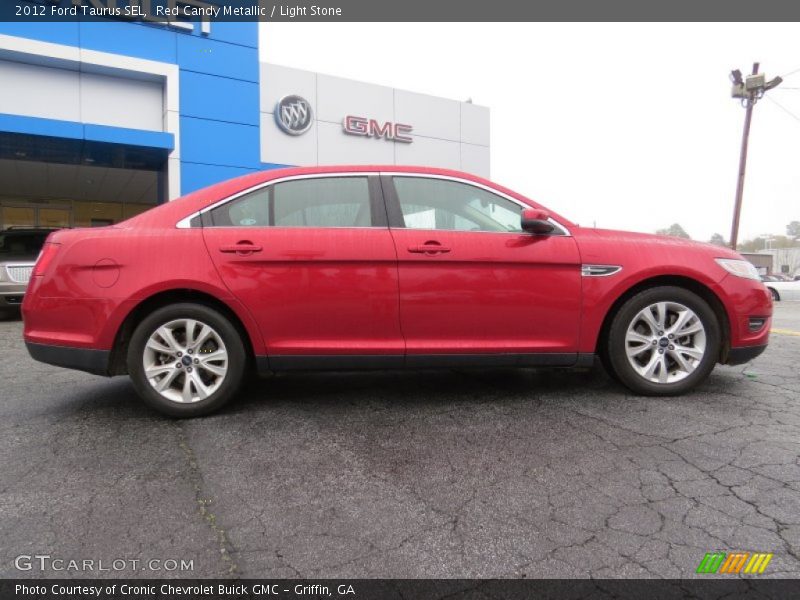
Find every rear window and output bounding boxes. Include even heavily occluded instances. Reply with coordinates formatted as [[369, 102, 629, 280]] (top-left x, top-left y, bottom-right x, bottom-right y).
[[209, 177, 373, 228], [0, 232, 49, 258]]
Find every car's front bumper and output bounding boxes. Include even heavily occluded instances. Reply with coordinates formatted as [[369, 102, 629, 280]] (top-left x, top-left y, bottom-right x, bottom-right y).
[[25, 342, 110, 376], [725, 344, 768, 366]]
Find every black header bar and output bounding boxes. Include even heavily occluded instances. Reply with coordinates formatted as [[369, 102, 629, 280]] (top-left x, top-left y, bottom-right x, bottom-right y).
[[3, 0, 800, 22]]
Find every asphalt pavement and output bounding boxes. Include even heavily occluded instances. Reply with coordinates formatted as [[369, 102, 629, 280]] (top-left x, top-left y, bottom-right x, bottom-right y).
[[1, 303, 799, 579]]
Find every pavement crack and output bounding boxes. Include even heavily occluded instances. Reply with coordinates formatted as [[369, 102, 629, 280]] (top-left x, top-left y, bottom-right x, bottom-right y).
[[174, 422, 240, 577]]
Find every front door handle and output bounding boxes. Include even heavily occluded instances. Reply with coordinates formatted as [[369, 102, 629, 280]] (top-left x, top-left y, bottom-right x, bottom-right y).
[[219, 242, 263, 255], [408, 242, 451, 255]]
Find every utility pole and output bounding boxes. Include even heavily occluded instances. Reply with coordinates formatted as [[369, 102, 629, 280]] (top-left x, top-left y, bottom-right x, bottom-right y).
[[729, 63, 782, 250]]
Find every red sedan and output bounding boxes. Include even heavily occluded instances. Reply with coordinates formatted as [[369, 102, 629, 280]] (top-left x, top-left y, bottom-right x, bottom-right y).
[[23, 166, 772, 417]]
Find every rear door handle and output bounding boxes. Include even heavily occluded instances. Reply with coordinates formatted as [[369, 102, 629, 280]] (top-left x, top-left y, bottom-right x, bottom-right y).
[[408, 243, 451, 254], [219, 242, 263, 255]]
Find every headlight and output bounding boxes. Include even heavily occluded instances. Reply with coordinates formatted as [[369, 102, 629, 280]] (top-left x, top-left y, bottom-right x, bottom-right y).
[[715, 258, 761, 281]]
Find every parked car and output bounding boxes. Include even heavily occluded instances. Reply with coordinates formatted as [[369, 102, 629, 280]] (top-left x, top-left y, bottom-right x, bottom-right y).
[[22, 166, 772, 416], [764, 279, 800, 301], [0, 228, 54, 317]]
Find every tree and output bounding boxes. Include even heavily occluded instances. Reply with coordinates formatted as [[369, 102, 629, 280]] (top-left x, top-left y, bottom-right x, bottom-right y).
[[738, 234, 796, 252], [787, 221, 800, 239], [656, 223, 691, 239], [709, 233, 727, 246]]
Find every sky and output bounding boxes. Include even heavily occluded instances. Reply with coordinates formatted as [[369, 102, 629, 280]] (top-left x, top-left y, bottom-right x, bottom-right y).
[[259, 22, 800, 243]]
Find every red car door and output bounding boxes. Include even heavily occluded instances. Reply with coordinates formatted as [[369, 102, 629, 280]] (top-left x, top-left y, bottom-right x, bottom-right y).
[[383, 174, 582, 365], [202, 174, 403, 368]]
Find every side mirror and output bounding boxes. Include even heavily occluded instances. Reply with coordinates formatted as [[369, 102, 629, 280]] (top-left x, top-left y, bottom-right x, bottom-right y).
[[521, 208, 555, 235]]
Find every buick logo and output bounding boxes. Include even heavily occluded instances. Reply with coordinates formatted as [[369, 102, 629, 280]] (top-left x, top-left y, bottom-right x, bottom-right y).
[[275, 95, 313, 136]]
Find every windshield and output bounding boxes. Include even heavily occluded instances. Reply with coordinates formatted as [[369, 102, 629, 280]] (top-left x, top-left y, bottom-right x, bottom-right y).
[[0, 232, 49, 258]]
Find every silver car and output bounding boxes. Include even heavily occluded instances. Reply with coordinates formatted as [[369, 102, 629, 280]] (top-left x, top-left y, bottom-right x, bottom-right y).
[[0, 229, 53, 317]]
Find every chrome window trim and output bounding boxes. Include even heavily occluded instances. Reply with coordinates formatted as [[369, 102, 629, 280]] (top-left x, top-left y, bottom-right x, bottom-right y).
[[175, 170, 572, 236]]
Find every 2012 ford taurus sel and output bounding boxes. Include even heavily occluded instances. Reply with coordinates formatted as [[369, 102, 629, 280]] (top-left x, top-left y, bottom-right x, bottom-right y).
[[23, 166, 772, 417]]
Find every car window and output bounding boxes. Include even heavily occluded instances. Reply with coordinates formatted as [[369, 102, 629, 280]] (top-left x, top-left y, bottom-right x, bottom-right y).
[[210, 177, 373, 228], [0, 232, 49, 257], [393, 177, 522, 233]]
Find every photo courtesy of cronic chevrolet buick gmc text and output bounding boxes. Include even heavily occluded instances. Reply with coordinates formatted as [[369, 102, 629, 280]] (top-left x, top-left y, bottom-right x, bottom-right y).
[[22, 166, 772, 417]]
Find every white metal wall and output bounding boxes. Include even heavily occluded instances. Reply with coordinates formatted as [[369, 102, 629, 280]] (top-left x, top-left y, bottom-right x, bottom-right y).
[[0, 59, 164, 132], [260, 63, 490, 177]]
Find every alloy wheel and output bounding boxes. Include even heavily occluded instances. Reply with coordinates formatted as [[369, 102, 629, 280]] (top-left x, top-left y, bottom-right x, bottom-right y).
[[142, 319, 229, 403], [624, 301, 707, 384]]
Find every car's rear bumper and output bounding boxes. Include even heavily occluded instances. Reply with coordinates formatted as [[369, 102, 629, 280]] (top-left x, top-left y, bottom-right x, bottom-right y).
[[0, 282, 28, 309], [725, 344, 767, 366], [25, 342, 110, 376]]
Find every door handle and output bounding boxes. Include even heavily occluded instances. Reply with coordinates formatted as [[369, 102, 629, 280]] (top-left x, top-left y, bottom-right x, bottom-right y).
[[219, 242, 263, 255], [408, 243, 451, 254]]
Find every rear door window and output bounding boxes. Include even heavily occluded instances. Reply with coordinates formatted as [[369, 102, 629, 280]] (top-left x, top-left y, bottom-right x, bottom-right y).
[[210, 177, 374, 228]]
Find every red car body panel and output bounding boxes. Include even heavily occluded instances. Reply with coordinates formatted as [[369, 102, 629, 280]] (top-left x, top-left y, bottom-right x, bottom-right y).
[[22, 165, 771, 376], [202, 226, 404, 356], [389, 228, 582, 353]]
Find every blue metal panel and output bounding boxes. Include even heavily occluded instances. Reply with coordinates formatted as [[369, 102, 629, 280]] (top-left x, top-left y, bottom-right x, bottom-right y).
[[0, 114, 173, 151], [180, 116, 259, 168], [202, 22, 258, 49], [180, 71, 259, 126], [0, 22, 80, 46], [261, 162, 292, 170], [0, 114, 83, 140], [176, 35, 258, 82], [181, 162, 258, 194], [84, 124, 174, 150], [78, 22, 178, 64]]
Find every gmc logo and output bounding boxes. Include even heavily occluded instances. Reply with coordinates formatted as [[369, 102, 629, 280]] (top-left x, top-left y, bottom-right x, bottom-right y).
[[343, 116, 413, 143]]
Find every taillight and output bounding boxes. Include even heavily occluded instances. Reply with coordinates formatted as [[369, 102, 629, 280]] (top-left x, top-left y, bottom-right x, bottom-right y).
[[33, 242, 60, 277]]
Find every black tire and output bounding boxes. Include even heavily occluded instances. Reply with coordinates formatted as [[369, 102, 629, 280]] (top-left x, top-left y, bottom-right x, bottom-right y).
[[768, 287, 780, 302], [127, 303, 247, 417], [606, 286, 720, 396], [597, 344, 621, 383]]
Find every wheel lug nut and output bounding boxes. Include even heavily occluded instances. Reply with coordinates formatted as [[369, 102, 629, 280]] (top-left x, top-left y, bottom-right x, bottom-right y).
[[175, 363, 182, 369], [658, 331, 664, 336], [188, 349, 193, 355], [652, 340, 657, 345], [194, 358, 199, 364], [668, 334, 674, 339], [658, 349, 665, 354], [177, 351, 182, 357], [669, 345, 674, 350], [187, 367, 193, 372]]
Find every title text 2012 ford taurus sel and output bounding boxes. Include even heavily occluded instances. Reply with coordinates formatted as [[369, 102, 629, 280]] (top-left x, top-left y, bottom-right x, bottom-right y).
[[23, 166, 772, 417]]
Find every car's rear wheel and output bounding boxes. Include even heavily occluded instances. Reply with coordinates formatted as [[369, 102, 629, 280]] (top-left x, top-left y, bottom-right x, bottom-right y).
[[768, 287, 780, 301], [127, 303, 246, 417], [606, 286, 720, 396]]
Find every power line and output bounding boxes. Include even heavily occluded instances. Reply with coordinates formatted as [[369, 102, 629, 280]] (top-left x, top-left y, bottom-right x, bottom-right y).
[[782, 66, 800, 79], [765, 94, 800, 124]]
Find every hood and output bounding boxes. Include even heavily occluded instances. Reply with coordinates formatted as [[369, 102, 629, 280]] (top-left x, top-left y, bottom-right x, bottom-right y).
[[576, 227, 743, 260]]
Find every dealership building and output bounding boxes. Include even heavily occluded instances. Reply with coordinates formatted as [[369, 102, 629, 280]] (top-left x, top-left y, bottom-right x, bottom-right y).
[[0, 17, 489, 229]]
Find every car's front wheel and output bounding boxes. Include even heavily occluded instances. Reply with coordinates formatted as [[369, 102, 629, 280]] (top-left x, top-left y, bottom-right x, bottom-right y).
[[127, 303, 247, 417], [768, 287, 780, 302], [606, 286, 720, 396]]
